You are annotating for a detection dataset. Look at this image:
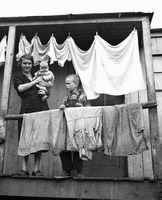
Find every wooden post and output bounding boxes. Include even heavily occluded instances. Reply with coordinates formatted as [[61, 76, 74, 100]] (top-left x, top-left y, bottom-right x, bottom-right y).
[[142, 18, 160, 179], [0, 26, 16, 175]]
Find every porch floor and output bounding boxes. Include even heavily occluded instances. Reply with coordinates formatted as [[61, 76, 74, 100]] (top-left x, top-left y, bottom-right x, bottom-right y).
[[0, 175, 162, 200]]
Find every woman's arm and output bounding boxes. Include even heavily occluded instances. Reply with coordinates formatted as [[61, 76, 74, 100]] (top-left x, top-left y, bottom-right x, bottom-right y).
[[18, 77, 42, 92]]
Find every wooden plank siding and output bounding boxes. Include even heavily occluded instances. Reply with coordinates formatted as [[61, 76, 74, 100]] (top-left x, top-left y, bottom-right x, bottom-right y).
[[124, 18, 157, 180], [151, 30, 162, 178], [142, 19, 160, 179]]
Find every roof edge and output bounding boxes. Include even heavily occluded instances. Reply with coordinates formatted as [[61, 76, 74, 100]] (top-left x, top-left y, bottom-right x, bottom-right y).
[[0, 12, 154, 23]]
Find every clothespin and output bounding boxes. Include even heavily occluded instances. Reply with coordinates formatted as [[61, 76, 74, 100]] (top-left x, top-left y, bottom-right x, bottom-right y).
[[68, 32, 71, 38], [96, 31, 98, 35]]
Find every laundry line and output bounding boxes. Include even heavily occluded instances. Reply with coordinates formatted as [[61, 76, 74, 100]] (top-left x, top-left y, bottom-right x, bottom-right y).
[[16, 29, 146, 99]]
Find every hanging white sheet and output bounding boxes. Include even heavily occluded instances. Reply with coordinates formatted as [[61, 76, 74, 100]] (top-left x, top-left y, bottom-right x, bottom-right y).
[[94, 29, 146, 96]]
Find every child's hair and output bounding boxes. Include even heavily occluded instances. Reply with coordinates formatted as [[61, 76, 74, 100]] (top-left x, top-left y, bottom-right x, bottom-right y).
[[40, 61, 49, 68], [17, 54, 34, 67], [66, 74, 81, 87]]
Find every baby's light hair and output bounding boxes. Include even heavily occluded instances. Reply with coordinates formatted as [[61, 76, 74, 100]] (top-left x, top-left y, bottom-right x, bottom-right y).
[[40, 61, 49, 68]]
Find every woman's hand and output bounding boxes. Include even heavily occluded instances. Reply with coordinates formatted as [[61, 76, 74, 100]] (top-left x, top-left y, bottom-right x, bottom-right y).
[[33, 76, 43, 84]]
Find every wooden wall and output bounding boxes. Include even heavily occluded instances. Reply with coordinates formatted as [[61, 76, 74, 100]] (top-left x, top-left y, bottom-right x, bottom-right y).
[[125, 49, 154, 179], [151, 33, 162, 178]]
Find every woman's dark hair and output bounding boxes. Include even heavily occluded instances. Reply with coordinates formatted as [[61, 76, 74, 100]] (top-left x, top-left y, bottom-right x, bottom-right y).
[[17, 54, 34, 67]]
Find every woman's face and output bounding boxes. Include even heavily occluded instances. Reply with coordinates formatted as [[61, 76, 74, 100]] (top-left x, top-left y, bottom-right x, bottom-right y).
[[21, 58, 32, 74]]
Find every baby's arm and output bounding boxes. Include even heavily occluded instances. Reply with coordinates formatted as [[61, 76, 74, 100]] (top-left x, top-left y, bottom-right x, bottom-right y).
[[43, 71, 55, 82]]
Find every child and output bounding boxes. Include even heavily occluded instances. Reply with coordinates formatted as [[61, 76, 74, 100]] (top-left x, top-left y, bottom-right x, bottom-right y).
[[34, 61, 55, 101], [59, 74, 90, 177]]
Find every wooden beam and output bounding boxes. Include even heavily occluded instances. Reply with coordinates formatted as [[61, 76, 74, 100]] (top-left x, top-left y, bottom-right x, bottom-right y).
[[142, 18, 160, 179], [3, 101, 157, 121], [0, 177, 161, 200], [0, 16, 146, 27], [0, 26, 16, 175]]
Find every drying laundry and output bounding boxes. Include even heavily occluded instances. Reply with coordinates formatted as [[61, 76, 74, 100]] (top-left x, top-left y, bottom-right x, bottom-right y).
[[64, 106, 103, 160], [95, 29, 146, 96], [16, 34, 32, 61], [16, 29, 145, 98], [102, 106, 118, 155], [18, 109, 65, 156], [102, 103, 148, 156], [0, 35, 7, 66], [31, 35, 50, 65], [47, 36, 72, 67]]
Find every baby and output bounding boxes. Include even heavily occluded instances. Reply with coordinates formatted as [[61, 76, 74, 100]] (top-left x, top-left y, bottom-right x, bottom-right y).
[[34, 61, 55, 101]]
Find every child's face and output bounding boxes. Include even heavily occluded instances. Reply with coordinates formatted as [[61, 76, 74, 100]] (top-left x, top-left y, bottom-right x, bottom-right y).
[[65, 77, 78, 93], [40, 62, 49, 72]]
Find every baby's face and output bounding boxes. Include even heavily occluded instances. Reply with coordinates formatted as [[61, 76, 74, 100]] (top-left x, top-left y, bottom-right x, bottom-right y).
[[40, 64, 48, 72]]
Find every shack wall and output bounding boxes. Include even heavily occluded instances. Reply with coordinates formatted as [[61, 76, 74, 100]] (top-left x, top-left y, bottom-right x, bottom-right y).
[[151, 32, 162, 178]]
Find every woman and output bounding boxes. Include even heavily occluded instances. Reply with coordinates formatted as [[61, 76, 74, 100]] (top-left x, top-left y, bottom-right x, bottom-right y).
[[13, 54, 49, 176]]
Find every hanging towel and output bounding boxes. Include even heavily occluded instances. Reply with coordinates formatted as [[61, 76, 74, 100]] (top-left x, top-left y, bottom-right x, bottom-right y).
[[64, 107, 102, 160], [0, 35, 7, 66], [18, 109, 65, 156], [102, 103, 148, 156]]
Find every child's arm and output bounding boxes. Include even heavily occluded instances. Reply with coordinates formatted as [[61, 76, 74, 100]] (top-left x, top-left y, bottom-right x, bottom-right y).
[[78, 93, 91, 107], [59, 96, 68, 110]]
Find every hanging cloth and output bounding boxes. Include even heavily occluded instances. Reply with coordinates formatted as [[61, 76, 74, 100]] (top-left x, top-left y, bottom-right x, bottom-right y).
[[47, 36, 71, 67], [16, 29, 145, 99], [18, 109, 65, 156], [69, 29, 146, 99], [68, 37, 100, 99], [102, 103, 148, 156], [95, 29, 146, 96], [64, 107, 102, 160], [0, 35, 7, 66], [31, 35, 50, 65], [16, 34, 32, 61]]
